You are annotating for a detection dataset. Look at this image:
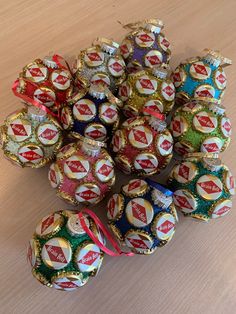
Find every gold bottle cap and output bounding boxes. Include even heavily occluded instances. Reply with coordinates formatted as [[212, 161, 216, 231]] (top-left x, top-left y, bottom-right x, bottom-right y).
[[120, 39, 133, 59], [99, 102, 118, 125], [75, 183, 101, 204], [193, 111, 217, 134], [34, 86, 56, 108], [27, 238, 40, 268], [173, 189, 197, 213], [57, 143, 77, 160], [170, 115, 188, 138], [48, 163, 62, 188], [90, 72, 111, 87], [220, 117, 232, 138], [155, 133, 173, 156], [142, 18, 164, 33], [128, 125, 153, 149], [36, 122, 60, 146], [75, 242, 102, 273], [41, 237, 72, 270], [18, 144, 44, 165], [182, 101, 203, 112], [93, 37, 119, 55], [143, 100, 163, 115], [84, 123, 107, 142], [7, 117, 32, 142], [135, 74, 157, 94], [35, 212, 64, 238], [61, 106, 73, 130], [94, 158, 114, 182], [196, 174, 223, 200], [84, 46, 105, 67], [66, 213, 90, 236], [108, 56, 126, 77], [144, 50, 163, 68], [172, 66, 187, 88], [107, 193, 124, 221], [174, 142, 194, 156], [64, 155, 90, 180], [210, 199, 232, 219], [161, 81, 175, 101], [73, 98, 96, 122], [51, 272, 88, 291], [125, 198, 154, 227], [114, 155, 132, 174], [51, 69, 71, 90], [124, 230, 154, 254], [203, 48, 232, 67], [134, 152, 158, 174], [158, 33, 171, 51], [135, 30, 155, 48], [24, 63, 48, 83], [184, 152, 219, 159], [201, 136, 223, 153], [214, 68, 227, 89], [202, 156, 222, 171], [189, 61, 211, 80], [118, 81, 132, 101], [152, 213, 176, 241], [122, 179, 149, 197], [224, 170, 236, 195], [173, 161, 198, 184], [194, 84, 216, 101]]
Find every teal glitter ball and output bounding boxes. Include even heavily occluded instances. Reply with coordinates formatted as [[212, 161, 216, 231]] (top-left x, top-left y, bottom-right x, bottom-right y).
[[168, 154, 235, 222]]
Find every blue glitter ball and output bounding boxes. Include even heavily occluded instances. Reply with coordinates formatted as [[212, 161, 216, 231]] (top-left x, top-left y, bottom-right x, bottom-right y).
[[171, 49, 232, 105], [107, 178, 178, 255]]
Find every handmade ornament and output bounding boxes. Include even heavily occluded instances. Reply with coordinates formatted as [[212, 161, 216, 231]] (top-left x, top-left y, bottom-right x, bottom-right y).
[[0, 106, 63, 168], [73, 38, 126, 92], [170, 100, 231, 155], [111, 110, 173, 176], [48, 137, 115, 205], [27, 209, 105, 291], [168, 153, 235, 221], [171, 49, 232, 105], [61, 84, 121, 142], [118, 65, 175, 117], [107, 178, 178, 254], [13, 55, 73, 114], [119, 18, 171, 73]]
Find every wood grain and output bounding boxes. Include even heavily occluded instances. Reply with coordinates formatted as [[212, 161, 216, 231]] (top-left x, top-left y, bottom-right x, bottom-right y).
[[0, 1, 236, 313]]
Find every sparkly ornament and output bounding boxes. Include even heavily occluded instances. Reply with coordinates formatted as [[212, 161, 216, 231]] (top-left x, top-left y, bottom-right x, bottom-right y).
[[119, 19, 171, 73], [171, 49, 232, 105], [0, 106, 62, 168], [111, 111, 173, 176], [118, 65, 175, 117], [61, 84, 121, 142], [168, 153, 235, 221], [170, 100, 231, 155], [13, 55, 73, 113], [49, 137, 115, 205], [27, 209, 105, 291], [73, 38, 126, 92], [107, 178, 177, 254]]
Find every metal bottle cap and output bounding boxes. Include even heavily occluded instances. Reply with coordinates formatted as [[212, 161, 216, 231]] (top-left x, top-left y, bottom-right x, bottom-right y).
[[152, 64, 169, 79], [93, 38, 119, 55], [143, 18, 164, 33], [27, 106, 47, 122], [209, 103, 225, 115], [203, 48, 232, 67], [88, 84, 106, 100], [42, 55, 59, 69]]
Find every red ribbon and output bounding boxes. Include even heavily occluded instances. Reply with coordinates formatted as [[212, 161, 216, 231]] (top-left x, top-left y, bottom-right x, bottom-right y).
[[143, 107, 165, 121], [78, 208, 134, 257], [12, 79, 61, 121], [52, 54, 73, 77]]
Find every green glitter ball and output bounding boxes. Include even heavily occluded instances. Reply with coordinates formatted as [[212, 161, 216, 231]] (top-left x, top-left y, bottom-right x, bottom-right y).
[[27, 210, 104, 291], [168, 154, 235, 222], [169, 100, 231, 155]]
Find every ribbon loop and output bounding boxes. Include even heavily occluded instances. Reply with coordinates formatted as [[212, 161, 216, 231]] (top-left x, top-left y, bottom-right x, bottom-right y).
[[78, 208, 134, 257]]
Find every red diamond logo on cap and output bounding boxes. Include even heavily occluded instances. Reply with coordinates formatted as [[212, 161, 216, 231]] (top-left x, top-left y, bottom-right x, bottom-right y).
[[179, 164, 190, 180], [87, 129, 104, 139], [120, 44, 129, 55], [139, 79, 155, 90], [217, 73, 226, 84], [77, 190, 99, 201], [79, 251, 100, 265], [128, 235, 149, 249], [45, 244, 67, 263], [196, 115, 215, 128], [10, 123, 28, 136], [133, 129, 148, 144], [193, 64, 208, 75], [109, 61, 123, 73], [120, 85, 128, 97], [131, 200, 147, 224], [146, 55, 161, 65], [203, 143, 220, 152], [157, 220, 175, 234], [196, 89, 213, 98], [53, 74, 68, 86], [76, 104, 93, 116], [61, 112, 68, 125], [49, 169, 57, 184], [19, 149, 42, 161], [29, 67, 44, 77], [230, 176, 235, 190], [103, 107, 116, 119], [93, 79, 108, 86], [223, 121, 231, 133], [160, 139, 172, 151], [40, 128, 57, 140], [98, 163, 113, 176], [128, 180, 141, 191], [108, 197, 115, 217], [172, 120, 181, 133], [36, 91, 53, 102], [175, 195, 193, 209], [113, 134, 120, 150], [146, 104, 161, 113], [215, 205, 230, 216], [136, 158, 155, 169], [66, 160, 86, 173], [161, 38, 170, 48], [163, 85, 174, 97], [137, 33, 153, 42], [57, 281, 79, 289], [41, 214, 54, 234], [197, 181, 221, 194], [173, 72, 181, 83], [87, 52, 102, 62]]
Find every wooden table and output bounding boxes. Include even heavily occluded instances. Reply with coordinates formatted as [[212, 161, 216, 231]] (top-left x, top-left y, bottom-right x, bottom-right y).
[[1, 1, 236, 313]]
